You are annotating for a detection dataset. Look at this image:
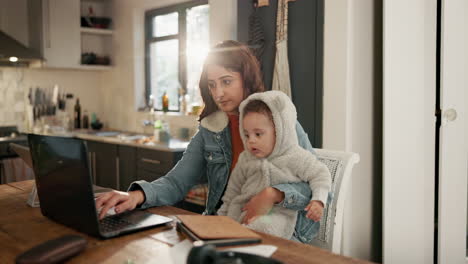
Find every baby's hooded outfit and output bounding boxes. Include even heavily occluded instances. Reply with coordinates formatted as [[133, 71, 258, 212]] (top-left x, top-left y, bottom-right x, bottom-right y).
[[217, 91, 331, 239]]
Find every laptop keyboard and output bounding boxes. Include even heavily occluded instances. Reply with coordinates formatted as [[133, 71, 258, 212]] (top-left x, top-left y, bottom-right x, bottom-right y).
[[99, 215, 136, 233]]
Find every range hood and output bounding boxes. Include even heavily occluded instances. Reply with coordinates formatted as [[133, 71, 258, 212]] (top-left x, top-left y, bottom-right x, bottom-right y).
[[0, 30, 43, 67]]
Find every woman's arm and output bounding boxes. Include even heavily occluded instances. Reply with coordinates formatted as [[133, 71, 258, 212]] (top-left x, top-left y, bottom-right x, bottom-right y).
[[217, 154, 247, 216], [295, 121, 315, 154], [271, 121, 316, 209], [96, 127, 207, 218], [128, 128, 207, 209]]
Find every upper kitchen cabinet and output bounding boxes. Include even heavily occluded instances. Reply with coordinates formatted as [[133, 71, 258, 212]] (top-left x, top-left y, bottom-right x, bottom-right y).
[[28, 0, 113, 70], [29, 0, 81, 68]]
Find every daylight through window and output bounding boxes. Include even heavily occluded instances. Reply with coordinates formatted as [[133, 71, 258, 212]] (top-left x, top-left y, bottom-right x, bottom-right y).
[[145, 1, 209, 112]]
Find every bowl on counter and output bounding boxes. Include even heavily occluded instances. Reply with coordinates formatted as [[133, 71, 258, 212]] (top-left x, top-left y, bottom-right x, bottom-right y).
[[91, 121, 103, 130]]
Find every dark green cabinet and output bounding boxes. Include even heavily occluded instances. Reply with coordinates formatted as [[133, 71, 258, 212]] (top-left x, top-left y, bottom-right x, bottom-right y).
[[86, 140, 183, 191], [87, 141, 118, 190], [84, 139, 201, 212], [86, 141, 137, 191], [118, 145, 137, 191], [136, 148, 182, 182]]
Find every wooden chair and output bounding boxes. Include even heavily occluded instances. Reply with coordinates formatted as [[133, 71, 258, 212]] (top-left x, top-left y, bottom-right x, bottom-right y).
[[309, 148, 360, 254], [9, 143, 33, 168]]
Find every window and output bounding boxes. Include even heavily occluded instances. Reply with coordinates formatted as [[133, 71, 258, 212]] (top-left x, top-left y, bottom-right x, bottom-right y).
[[145, 1, 209, 112]]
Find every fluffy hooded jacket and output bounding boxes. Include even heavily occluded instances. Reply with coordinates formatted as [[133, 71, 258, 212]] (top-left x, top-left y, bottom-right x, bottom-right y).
[[217, 91, 331, 239]]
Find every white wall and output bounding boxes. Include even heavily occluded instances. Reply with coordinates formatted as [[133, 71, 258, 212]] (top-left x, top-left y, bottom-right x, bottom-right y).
[[323, 0, 381, 261], [209, 0, 237, 46]]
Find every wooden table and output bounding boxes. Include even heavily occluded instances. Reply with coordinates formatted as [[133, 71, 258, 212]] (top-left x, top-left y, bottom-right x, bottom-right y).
[[0, 181, 372, 264]]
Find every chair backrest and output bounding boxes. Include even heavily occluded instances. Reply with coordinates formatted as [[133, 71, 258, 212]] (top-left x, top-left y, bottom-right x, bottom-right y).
[[309, 148, 360, 254], [9, 143, 33, 168]]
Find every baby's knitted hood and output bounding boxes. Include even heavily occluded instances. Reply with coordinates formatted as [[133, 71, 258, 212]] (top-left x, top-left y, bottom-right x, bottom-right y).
[[239, 91, 298, 159]]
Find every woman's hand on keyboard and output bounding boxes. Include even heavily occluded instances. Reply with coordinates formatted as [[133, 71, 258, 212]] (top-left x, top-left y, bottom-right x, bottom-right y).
[[95, 190, 145, 220]]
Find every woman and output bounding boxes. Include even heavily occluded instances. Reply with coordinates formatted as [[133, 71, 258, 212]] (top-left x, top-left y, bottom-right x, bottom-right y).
[[96, 40, 319, 243]]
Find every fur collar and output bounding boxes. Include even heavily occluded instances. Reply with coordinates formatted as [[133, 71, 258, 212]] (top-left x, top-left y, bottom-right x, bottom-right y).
[[200, 111, 229, 133]]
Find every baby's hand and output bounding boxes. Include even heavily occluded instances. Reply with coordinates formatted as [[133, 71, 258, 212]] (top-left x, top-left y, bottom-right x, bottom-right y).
[[304, 200, 324, 222]]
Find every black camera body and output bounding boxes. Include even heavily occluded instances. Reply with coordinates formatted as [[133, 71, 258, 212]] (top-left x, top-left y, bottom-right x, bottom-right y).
[[187, 243, 283, 264]]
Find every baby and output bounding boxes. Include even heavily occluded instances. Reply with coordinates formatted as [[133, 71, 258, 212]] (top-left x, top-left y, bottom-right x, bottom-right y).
[[217, 91, 331, 240]]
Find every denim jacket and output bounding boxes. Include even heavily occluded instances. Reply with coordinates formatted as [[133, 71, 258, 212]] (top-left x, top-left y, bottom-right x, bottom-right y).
[[129, 111, 320, 243]]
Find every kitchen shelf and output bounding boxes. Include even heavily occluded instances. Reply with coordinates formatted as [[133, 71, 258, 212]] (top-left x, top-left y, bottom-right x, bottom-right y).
[[80, 0, 113, 68], [80, 27, 114, 35], [78, 64, 113, 70]]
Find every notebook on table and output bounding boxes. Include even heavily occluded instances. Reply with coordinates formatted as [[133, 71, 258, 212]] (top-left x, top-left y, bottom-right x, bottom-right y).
[[28, 134, 173, 239], [176, 215, 262, 247]]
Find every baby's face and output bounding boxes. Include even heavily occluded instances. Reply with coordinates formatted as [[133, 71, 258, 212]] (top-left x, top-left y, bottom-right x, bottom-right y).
[[242, 112, 276, 158]]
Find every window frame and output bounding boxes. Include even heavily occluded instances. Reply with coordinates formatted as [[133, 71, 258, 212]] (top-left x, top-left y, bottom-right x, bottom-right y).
[[144, 0, 208, 112]]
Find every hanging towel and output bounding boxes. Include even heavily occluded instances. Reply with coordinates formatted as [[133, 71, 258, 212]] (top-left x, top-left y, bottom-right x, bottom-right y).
[[272, 0, 292, 97]]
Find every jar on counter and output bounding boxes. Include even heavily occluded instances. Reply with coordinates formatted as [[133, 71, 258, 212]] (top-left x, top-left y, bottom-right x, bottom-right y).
[[82, 110, 89, 129]]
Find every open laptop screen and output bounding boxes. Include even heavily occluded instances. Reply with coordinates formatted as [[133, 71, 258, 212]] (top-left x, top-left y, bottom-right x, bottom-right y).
[[28, 134, 100, 236]]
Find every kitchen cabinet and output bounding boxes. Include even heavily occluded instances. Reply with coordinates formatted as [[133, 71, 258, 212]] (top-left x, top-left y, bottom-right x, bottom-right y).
[[85, 139, 203, 213], [136, 148, 183, 182], [136, 148, 204, 213], [87, 140, 118, 189], [86, 141, 184, 191], [117, 145, 136, 191], [29, 0, 81, 68], [87, 141, 137, 191]]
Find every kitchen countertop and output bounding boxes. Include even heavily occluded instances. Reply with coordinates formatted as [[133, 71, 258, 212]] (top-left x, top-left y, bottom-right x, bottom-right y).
[[51, 129, 190, 152]]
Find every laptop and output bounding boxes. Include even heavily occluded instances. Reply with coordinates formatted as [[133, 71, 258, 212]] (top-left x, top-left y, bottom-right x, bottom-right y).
[[28, 134, 173, 239]]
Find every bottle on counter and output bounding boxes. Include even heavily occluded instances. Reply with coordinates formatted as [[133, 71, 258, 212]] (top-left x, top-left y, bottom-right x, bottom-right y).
[[82, 110, 89, 129], [162, 92, 169, 112], [180, 94, 187, 114], [74, 98, 81, 129]]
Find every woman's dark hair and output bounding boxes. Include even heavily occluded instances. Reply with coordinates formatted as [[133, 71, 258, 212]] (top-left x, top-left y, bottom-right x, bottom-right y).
[[242, 100, 273, 121], [198, 40, 265, 121]]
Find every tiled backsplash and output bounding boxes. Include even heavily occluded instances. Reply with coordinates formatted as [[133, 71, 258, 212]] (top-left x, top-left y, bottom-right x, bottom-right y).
[[0, 67, 103, 132], [0, 69, 27, 129], [0, 68, 199, 137]]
